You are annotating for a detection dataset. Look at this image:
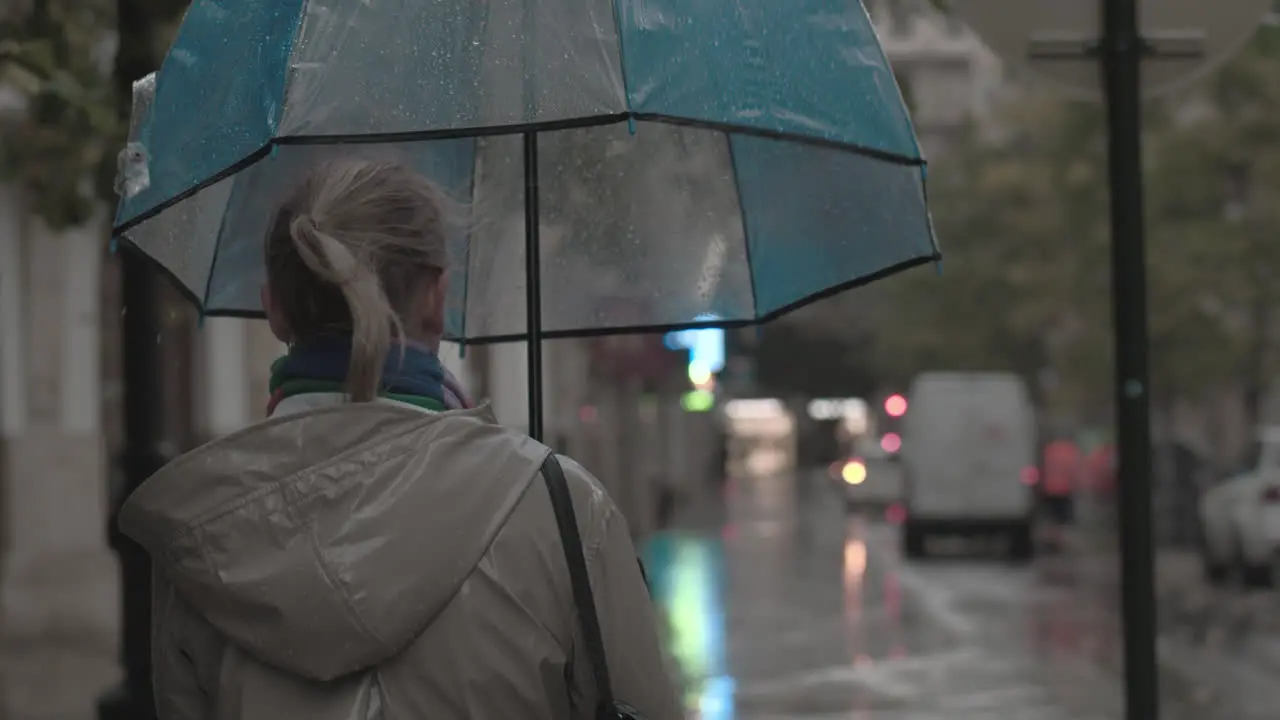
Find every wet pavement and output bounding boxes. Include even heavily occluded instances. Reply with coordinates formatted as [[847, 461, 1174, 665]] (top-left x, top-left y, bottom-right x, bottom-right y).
[[641, 472, 1271, 719]]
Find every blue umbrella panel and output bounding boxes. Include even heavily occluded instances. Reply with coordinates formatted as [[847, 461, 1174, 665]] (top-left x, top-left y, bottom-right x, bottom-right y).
[[113, 0, 939, 435], [115, 0, 938, 341]]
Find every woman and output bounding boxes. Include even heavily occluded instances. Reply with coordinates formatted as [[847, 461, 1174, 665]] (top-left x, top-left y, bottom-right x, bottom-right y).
[[119, 159, 682, 719]]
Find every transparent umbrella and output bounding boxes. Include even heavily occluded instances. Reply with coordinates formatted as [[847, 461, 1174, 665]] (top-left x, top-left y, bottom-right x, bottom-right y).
[[112, 0, 939, 438]]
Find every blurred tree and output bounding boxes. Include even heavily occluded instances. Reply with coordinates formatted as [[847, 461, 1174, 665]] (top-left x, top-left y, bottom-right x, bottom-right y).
[[0, 0, 187, 225], [751, 322, 879, 399], [867, 97, 1110, 409], [867, 24, 1280, 426], [0, 0, 119, 225], [1144, 24, 1280, 427]]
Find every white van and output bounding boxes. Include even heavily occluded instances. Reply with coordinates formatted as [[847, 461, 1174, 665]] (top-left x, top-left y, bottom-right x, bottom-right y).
[[900, 372, 1037, 561]]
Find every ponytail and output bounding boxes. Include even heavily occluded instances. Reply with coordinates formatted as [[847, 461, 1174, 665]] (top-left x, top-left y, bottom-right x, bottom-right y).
[[264, 159, 449, 404], [288, 214, 404, 402]]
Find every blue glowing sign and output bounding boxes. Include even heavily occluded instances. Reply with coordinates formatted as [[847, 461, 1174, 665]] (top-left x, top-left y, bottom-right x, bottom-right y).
[[664, 314, 725, 377]]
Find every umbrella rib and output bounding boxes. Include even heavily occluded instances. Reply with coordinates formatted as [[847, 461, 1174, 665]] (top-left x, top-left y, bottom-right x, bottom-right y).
[[114, 114, 923, 237], [272, 113, 924, 166], [176, 254, 937, 342], [724, 133, 759, 319], [114, 144, 274, 235], [459, 136, 478, 346]]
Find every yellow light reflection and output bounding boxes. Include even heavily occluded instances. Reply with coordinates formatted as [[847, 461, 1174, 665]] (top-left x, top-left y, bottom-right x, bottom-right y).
[[843, 537, 867, 630], [842, 460, 867, 485], [689, 365, 713, 386], [843, 538, 867, 586]]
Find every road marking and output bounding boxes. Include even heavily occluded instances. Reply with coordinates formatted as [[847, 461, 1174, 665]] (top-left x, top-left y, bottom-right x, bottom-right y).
[[735, 647, 982, 700], [890, 563, 981, 640]]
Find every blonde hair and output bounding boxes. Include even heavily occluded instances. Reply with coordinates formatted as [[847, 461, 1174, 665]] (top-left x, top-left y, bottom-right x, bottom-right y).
[[265, 159, 449, 402]]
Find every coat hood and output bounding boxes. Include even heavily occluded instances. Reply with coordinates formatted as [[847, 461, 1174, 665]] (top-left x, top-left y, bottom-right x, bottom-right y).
[[119, 403, 549, 682]]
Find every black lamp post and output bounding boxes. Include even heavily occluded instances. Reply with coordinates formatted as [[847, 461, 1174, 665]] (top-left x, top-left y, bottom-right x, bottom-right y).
[[1101, 0, 1159, 717], [98, 2, 170, 718]]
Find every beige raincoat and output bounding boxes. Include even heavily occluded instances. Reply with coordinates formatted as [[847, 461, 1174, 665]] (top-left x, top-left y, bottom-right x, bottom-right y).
[[119, 396, 682, 719]]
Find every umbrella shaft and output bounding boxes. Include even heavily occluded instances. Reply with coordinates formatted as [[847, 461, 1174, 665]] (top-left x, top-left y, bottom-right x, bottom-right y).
[[523, 131, 545, 441]]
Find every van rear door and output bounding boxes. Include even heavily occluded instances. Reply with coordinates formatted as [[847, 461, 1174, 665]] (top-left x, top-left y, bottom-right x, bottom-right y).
[[965, 382, 1035, 517], [904, 379, 971, 517], [906, 374, 1034, 519]]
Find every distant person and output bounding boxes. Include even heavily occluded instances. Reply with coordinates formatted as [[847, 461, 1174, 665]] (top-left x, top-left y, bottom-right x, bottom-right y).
[[1085, 442, 1117, 500], [1042, 439, 1082, 550], [117, 160, 680, 720]]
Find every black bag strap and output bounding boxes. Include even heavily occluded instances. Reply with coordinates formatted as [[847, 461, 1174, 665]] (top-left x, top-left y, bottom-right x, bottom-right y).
[[541, 453, 616, 713]]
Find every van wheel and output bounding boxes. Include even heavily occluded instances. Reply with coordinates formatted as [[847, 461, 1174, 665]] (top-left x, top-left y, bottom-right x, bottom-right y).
[[1231, 534, 1273, 588], [903, 522, 927, 560], [1008, 522, 1034, 563], [1241, 561, 1274, 589]]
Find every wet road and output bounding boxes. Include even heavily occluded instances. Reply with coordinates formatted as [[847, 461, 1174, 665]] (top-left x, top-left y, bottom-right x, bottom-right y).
[[640, 472, 1239, 720]]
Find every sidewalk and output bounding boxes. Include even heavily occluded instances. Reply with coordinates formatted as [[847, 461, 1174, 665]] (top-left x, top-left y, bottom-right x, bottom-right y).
[[0, 632, 118, 720], [1058, 538, 1280, 715]]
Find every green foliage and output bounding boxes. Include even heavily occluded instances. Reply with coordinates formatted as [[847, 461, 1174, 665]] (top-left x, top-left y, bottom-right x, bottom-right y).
[[0, 0, 120, 226], [868, 25, 1280, 416], [0, 0, 189, 228]]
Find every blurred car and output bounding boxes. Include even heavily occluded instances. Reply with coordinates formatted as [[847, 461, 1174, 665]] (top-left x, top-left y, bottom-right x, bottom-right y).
[[899, 372, 1037, 562], [831, 438, 904, 512], [1199, 426, 1280, 587]]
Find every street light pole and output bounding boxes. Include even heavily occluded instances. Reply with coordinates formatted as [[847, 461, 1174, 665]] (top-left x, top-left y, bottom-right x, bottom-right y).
[[1101, 0, 1160, 718], [98, 1, 166, 718]]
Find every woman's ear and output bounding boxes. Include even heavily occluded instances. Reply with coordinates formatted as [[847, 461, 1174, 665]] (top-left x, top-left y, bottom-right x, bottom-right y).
[[262, 283, 292, 343]]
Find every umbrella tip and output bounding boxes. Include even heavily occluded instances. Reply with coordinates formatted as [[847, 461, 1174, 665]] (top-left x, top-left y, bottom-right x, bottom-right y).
[[628, 116, 637, 136], [108, 237, 118, 254], [934, 259, 944, 276]]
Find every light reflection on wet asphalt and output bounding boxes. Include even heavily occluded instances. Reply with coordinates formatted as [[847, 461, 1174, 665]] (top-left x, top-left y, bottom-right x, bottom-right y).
[[639, 473, 1227, 720]]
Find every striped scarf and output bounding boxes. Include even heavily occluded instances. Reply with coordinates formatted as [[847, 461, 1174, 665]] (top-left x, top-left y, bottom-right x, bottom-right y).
[[267, 335, 473, 416]]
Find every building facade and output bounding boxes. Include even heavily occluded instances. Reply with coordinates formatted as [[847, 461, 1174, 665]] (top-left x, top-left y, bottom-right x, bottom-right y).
[[867, 0, 1006, 152]]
